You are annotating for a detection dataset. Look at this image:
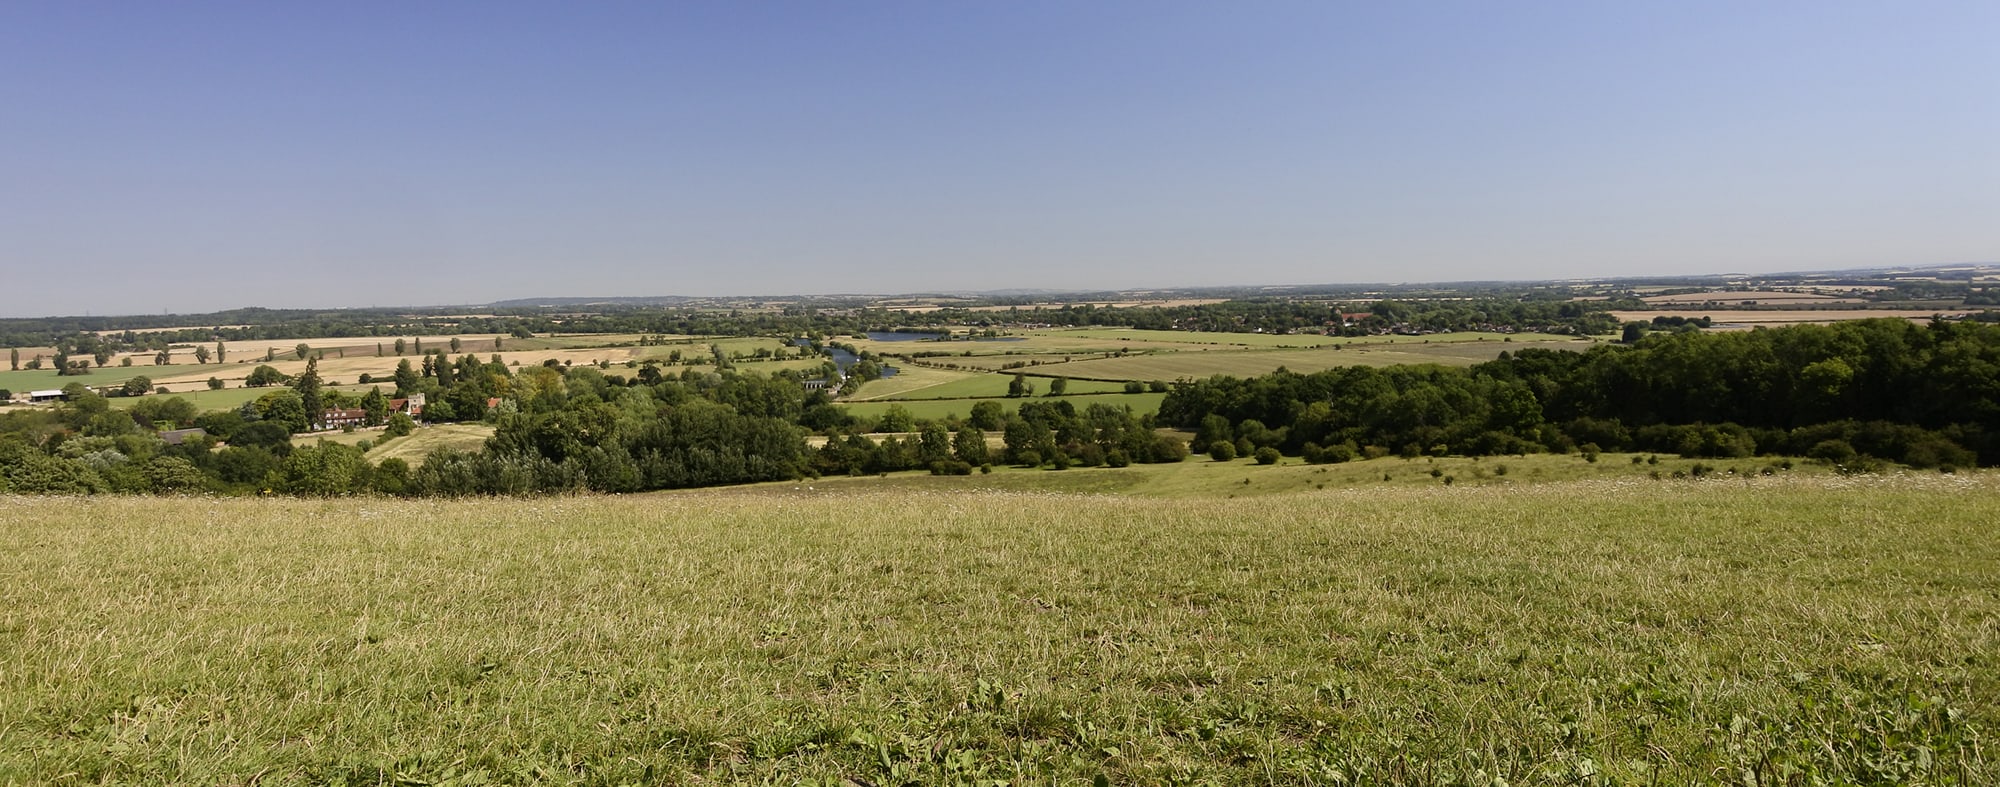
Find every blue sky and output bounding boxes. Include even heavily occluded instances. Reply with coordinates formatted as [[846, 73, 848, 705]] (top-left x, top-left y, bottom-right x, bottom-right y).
[[2, 1, 1994, 317]]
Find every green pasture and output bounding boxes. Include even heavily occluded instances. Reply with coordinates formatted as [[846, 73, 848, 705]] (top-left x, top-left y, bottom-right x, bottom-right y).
[[794, 450, 1831, 497], [4, 473, 1993, 783], [107, 384, 378, 413], [0, 363, 226, 393], [851, 367, 1131, 400], [1046, 327, 1350, 348], [838, 391, 1167, 422]]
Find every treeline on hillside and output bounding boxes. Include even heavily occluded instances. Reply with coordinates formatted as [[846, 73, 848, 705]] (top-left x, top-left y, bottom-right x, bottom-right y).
[[0, 349, 1186, 496], [1161, 319, 2000, 470], [4, 296, 1629, 355]]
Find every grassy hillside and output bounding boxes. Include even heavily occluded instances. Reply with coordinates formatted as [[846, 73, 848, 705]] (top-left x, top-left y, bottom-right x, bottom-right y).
[[3, 473, 1995, 784]]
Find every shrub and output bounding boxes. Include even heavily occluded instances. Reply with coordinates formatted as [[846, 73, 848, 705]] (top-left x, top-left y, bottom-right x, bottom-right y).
[[1208, 441, 1237, 462], [929, 459, 973, 476], [1253, 447, 1281, 465]]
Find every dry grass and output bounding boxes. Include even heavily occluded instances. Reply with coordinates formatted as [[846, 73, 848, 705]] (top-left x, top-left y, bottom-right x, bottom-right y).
[[2, 473, 1995, 783]]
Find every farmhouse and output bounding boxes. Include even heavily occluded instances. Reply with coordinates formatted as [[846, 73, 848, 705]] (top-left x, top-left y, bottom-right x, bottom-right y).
[[319, 409, 367, 429], [27, 390, 66, 403], [387, 393, 425, 418], [159, 428, 208, 446]]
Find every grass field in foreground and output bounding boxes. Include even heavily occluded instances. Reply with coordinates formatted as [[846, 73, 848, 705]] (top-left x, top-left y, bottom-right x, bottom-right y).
[[3, 474, 1996, 784]]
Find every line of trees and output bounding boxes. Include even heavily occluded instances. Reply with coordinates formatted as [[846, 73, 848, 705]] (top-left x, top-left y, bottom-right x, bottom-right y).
[[1160, 319, 2000, 469]]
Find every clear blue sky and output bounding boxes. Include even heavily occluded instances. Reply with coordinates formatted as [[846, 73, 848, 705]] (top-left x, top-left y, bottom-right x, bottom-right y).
[[3, 1, 1994, 317]]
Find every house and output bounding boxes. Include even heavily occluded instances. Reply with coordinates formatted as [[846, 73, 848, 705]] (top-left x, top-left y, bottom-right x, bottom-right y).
[[159, 428, 208, 446], [387, 393, 425, 418], [320, 409, 367, 429], [28, 389, 66, 403]]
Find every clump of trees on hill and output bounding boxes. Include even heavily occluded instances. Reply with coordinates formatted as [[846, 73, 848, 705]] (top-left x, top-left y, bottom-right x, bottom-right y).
[[1160, 318, 2000, 470]]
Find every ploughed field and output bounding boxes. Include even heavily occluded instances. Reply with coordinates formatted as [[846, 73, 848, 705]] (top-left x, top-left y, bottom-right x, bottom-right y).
[[3, 474, 1996, 784]]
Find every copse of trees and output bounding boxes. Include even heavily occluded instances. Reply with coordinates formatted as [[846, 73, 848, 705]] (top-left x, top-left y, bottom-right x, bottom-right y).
[[1161, 319, 2000, 469]]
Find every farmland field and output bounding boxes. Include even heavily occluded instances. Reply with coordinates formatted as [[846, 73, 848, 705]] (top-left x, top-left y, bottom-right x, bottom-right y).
[[107, 384, 377, 413], [1, 471, 1994, 783], [354, 423, 497, 463], [839, 392, 1168, 422], [850, 367, 1131, 400]]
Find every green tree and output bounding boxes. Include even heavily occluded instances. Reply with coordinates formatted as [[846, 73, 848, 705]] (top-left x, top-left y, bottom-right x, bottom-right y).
[[255, 390, 310, 433], [876, 405, 914, 433], [194, 345, 211, 364], [361, 387, 388, 427], [969, 401, 1005, 431], [1008, 374, 1032, 398], [215, 341, 225, 363], [207, 377, 224, 390], [394, 337, 407, 355], [154, 350, 169, 365], [383, 412, 415, 438], [393, 359, 420, 395], [953, 426, 989, 465], [450, 337, 462, 353], [1049, 377, 1068, 396], [270, 442, 371, 496], [295, 357, 324, 429], [1209, 440, 1237, 461], [7, 347, 16, 370], [144, 456, 208, 493], [121, 376, 153, 397], [917, 423, 952, 465], [245, 365, 288, 387], [295, 343, 311, 360]]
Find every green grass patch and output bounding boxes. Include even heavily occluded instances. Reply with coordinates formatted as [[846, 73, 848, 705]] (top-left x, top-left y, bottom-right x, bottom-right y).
[[2, 473, 1993, 783], [853, 369, 1131, 400], [838, 392, 1167, 422], [107, 384, 378, 413]]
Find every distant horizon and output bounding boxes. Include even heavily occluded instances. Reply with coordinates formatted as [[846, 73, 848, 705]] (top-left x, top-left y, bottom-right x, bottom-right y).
[[4, 2, 1994, 319], [3, 259, 1994, 322]]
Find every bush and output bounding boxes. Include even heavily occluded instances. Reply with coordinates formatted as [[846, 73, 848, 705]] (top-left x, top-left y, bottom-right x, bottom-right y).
[[1253, 447, 1281, 465], [1304, 442, 1356, 464], [928, 459, 973, 476], [383, 413, 415, 439], [1807, 439, 1857, 465], [1208, 441, 1237, 461]]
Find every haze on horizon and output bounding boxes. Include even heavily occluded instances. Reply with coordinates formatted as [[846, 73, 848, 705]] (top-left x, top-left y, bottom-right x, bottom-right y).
[[2, 1, 1995, 319]]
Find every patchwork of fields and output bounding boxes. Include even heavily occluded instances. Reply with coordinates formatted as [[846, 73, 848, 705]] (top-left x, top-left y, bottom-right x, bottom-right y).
[[3, 472, 1993, 783], [829, 329, 1595, 420]]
